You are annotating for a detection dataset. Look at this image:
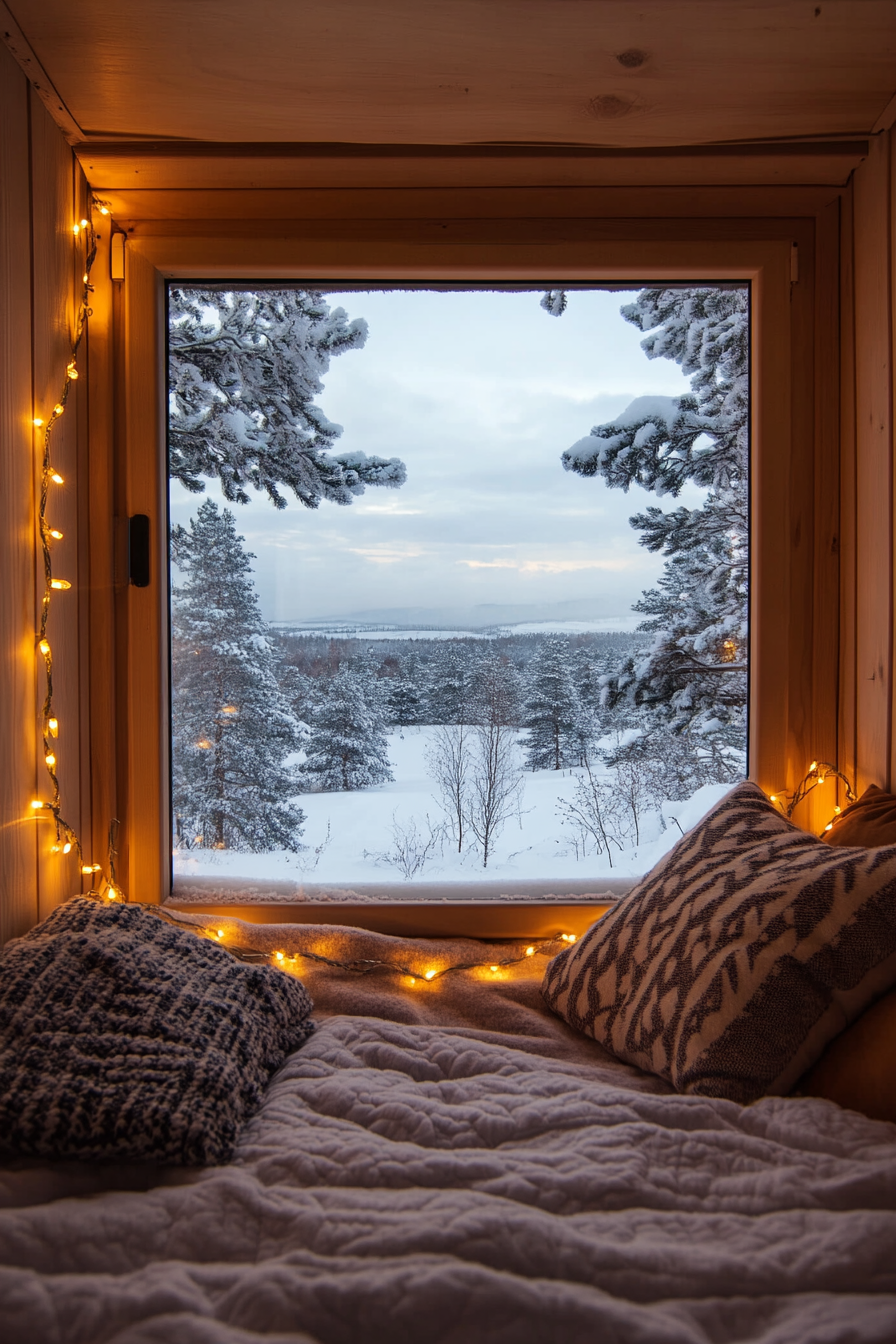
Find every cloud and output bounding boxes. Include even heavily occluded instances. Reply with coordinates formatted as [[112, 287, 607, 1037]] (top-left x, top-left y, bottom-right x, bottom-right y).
[[459, 557, 634, 575], [351, 501, 424, 516], [347, 544, 428, 565]]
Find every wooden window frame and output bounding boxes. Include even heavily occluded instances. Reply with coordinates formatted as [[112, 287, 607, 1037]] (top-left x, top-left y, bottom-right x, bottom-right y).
[[113, 213, 836, 937]]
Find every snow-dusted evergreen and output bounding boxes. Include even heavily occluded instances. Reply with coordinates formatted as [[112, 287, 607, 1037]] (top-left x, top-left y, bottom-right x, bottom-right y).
[[302, 666, 394, 791], [522, 637, 589, 770], [560, 287, 749, 743], [170, 500, 305, 851], [168, 288, 407, 509]]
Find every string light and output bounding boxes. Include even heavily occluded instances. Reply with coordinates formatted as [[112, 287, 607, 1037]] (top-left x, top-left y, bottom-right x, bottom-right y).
[[767, 760, 857, 831], [28, 198, 116, 885], [144, 909, 580, 985]]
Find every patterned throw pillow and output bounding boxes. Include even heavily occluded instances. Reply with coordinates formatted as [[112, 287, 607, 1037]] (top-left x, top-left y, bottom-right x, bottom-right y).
[[0, 899, 314, 1164], [542, 781, 896, 1103]]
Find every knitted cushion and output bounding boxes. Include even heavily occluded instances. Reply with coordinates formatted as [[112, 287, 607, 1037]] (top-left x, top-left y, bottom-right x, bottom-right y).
[[822, 783, 896, 848], [0, 899, 314, 1164], [542, 781, 896, 1104]]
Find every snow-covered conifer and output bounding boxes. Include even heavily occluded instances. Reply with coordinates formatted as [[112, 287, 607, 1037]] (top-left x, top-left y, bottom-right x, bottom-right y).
[[170, 500, 305, 851], [168, 288, 406, 508], [560, 287, 748, 739], [303, 667, 393, 791], [522, 638, 587, 770]]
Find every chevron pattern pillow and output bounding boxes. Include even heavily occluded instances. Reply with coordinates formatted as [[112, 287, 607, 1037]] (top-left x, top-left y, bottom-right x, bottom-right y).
[[542, 780, 896, 1103]]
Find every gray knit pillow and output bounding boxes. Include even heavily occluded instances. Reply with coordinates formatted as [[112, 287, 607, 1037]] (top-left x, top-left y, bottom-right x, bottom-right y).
[[542, 781, 896, 1103], [0, 899, 314, 1164]]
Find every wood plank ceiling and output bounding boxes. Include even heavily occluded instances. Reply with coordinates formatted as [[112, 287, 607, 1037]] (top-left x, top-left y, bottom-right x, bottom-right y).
[[3, 1, 896, 210]]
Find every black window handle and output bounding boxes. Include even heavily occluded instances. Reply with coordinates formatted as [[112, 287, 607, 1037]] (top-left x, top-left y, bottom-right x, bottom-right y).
[[128, 514, 150, 587]]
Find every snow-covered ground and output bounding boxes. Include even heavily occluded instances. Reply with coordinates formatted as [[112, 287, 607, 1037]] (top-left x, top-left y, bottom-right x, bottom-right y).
[[172, 726, 734, 896]]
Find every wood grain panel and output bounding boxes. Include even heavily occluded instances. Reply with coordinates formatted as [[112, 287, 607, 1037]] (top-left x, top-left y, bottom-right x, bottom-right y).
[[19, 1, 896, 146], [838, 179, 858, 791], [75, 145, 869, 194], [852, 134, 894, 792], [30, 88, 81, 915], [810, 199, 843, 822], [784, 223, 818, 823], [94, 185, 843, 226], [0, 45, 38, 943], [121, 244, 167, 904], [82, 213, 119, 873]]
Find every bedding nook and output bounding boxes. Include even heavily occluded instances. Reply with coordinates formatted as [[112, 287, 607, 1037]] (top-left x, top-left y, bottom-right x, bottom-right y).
[[4, 4, 896, 1341]]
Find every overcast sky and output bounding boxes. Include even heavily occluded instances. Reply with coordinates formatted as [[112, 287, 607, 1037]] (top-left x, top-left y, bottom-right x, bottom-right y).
[[168, 288, 702, 628]]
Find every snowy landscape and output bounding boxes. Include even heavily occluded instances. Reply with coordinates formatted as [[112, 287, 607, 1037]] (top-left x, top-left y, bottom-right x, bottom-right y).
[[167, 286, 749, 899]]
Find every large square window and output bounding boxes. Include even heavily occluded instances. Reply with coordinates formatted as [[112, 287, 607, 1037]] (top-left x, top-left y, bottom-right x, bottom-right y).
[[166, 284, 749, 904]]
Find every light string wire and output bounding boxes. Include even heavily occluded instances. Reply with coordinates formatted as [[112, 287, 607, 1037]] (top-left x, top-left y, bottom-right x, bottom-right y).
[[767, 759, 857, 830], [144, 904, 578, 981], [31, 197, 118, 893]]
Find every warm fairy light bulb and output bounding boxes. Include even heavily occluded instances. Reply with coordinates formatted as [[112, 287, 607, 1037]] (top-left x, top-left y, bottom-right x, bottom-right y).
[[72, 223, 80, 236], [809, 761, 818, 772], [30, 799, 45, 810], [80, 218, 88, 229], [50, 579, 71, 590], [424, 969, 437, 980], [33, 416, 44, 427], [66, 362, 78, 380], [50, 844, 60, 853], [81, 863, 101, 874], [833, 805, 842, 815], [221, 704, 238, 716], [45, 753, 56, 768], [50, 471, 64, 484], [98, 205, 110, 216], [525, 946, 535, 957], [62, 842, 72, 854], [769, 794, 777, 803], [196, 739, 211, 749], [824, 823, 834, 832], [275, 951, 285, 962], [216, 929, 225, 939], [48, 717, 58, 736], [39, 639, 50, 656], [49, 529, 63, 540], [53, 403, 64, 416], [82, 273, 89, 284], [490, 965, 499, 972]]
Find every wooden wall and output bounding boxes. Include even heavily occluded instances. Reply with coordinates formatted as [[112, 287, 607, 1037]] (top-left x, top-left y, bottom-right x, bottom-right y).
[[0, 42, 114, 942], [3, 22, 896, 939], [841, 128, 896, 795]]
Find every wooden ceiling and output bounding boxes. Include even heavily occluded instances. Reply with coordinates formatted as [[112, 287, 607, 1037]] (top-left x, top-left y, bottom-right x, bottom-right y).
[[3, 0, 895, 206]]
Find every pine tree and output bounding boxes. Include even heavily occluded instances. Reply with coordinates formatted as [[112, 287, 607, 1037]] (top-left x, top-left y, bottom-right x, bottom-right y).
[[559, 287, 748, 740], [170, 500, 306, 851], [426, 640, 476, 724], [168, 288, 406, 508], [522, 638, 587, 770], [303, 666, 394, 791]]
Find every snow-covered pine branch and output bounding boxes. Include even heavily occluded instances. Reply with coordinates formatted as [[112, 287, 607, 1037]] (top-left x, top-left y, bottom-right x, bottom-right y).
[[557, 286, 749, 742], [168, 288, 407, 509]]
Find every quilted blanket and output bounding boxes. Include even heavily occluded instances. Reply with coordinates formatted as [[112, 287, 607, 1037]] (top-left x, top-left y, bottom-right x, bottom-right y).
[[1, 917, 896, 1343]]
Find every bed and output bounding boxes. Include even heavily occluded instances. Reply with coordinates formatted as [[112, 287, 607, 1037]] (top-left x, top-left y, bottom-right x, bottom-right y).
[[1, 913, 895, 1344], [2, 782, 896, 1343]]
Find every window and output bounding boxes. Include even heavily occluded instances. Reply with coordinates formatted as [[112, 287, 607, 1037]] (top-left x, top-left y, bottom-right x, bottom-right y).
[[166, 283, 749, 905], [115, 223, 827, 930]]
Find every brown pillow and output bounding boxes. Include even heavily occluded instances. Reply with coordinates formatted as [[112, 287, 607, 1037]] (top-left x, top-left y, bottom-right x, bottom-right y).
[[823, 784, 896, 848], [796, 987, 896, 1125]]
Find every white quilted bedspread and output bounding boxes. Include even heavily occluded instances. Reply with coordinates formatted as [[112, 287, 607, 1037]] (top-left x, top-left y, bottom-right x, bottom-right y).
[[2, 1012, 896, 1344]]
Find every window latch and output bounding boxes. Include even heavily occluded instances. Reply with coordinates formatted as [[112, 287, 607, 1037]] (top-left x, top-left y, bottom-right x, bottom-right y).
[[128, 514, 150, 587]]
